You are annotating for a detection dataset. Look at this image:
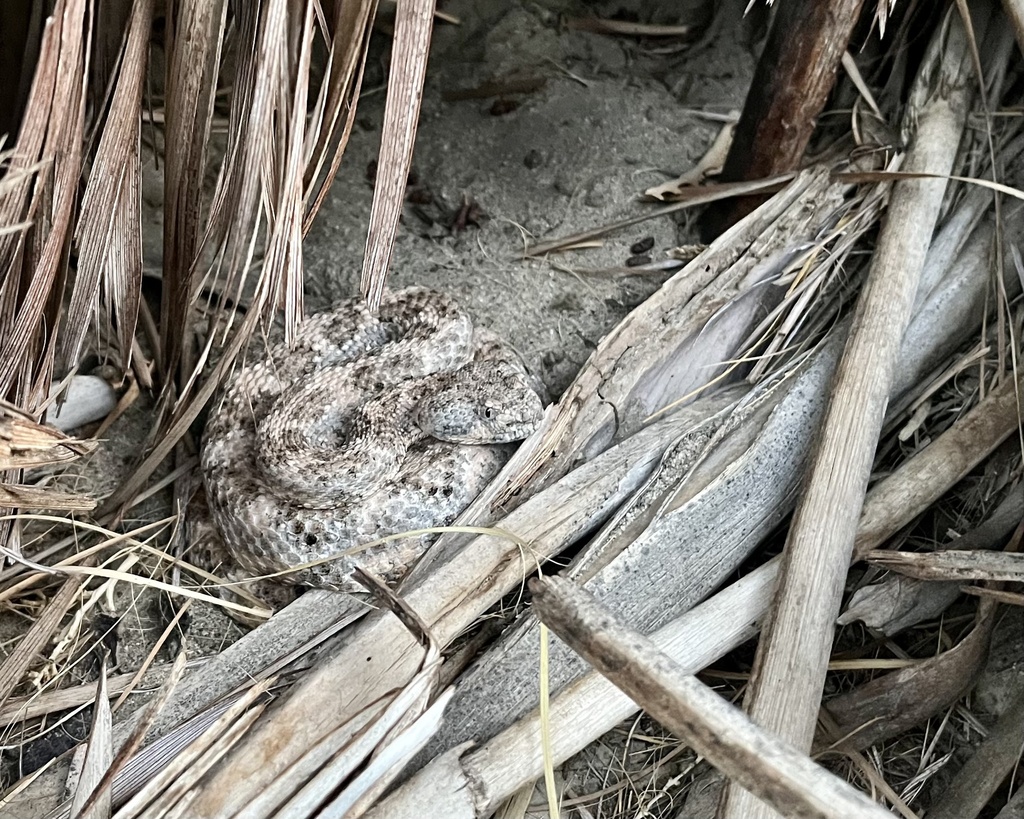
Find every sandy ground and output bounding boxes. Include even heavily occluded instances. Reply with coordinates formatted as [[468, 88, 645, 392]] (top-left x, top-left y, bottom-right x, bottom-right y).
[[301, 0, 755, 397]]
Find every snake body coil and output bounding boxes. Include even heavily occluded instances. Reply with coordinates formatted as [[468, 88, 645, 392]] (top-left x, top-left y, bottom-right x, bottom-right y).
[[201, 288, 544, 591]]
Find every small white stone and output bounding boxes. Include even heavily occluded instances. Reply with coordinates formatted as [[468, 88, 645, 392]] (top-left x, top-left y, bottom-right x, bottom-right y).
[[46, 375, 117, 431]]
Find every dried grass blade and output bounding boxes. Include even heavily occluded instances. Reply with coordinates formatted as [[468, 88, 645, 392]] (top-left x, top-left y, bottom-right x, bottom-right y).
[[63, 0, 152, 371], [113, 602, 193, 712], [303, 0, 377, 231], [523, 173, 795, 258], [0, 0, 89, 403], [360, 0, 436, 311], [160, 0, 228, 378], [55, 564, 269, 619], [69, 663, 113, 819], [109, 677, 272, 819], [96, 304, 262, 519], [0, 570, 87, 716]]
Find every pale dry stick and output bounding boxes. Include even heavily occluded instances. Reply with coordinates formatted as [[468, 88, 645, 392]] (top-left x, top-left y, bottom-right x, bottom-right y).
[[722, 11, 984, 818], [368, 362, 1024, 819], [529, 576, 892, 819], [426, 201, 1000, 774], [853, 370, 1024, 556], [360, 0, 435, 311], [0, 484, 95, 511], [0, 664, 173, 726], [865, 549, 1024, 581], [964, 586, 1024, 605]]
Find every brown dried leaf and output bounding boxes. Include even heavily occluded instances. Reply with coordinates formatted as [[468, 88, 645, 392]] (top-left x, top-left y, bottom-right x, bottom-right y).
[[160, 0, 229, 378], [360, 0, 436, 311], [0, 0, 89, 406], [817, 602, 997, 755], [64, 0, 153, 371]]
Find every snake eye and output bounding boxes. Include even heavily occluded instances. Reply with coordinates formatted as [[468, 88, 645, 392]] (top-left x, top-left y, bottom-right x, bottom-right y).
[[484, 407, 494, 419]]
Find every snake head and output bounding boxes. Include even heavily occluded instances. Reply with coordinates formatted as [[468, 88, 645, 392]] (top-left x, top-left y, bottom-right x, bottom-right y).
[[415, 361, 544, 445]]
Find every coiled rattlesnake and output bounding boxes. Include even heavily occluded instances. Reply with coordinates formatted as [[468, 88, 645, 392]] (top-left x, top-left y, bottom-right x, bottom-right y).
[[201, 288, 544, 591]]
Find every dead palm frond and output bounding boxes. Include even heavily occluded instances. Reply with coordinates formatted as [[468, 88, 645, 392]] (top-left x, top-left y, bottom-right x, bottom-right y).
[[99, 0, 379, 516], [0, 0, 88, 409], [63, 0, 152, 373]]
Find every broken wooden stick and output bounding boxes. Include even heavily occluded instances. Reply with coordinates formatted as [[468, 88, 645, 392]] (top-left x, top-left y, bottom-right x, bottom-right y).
[[529, 575, 893, 819]]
